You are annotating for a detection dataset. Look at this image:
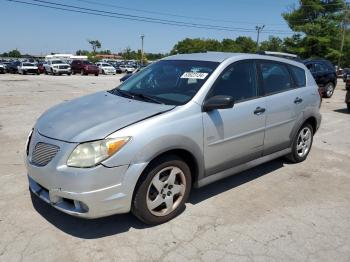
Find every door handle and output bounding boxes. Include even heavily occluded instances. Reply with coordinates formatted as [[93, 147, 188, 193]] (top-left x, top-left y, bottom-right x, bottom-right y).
[[294, 97, 303, 104], [254, 107, 266, 115]]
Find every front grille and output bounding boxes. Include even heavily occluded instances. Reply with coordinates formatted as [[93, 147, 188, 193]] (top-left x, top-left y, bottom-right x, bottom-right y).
[[31, 142, 60, 166], [58, 65, 69, 69]]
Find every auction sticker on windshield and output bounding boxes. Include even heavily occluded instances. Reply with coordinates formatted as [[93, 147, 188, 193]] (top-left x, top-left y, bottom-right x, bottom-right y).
[[181, 72, 208, 79]]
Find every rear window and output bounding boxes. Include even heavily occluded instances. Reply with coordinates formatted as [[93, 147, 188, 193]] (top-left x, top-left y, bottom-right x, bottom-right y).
[[289, 65, 306, 87], [260, 62, 293, 95]]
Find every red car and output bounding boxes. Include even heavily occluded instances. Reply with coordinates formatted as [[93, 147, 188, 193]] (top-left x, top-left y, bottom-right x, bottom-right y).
[[37, 63, 45, 74], [71, 60, 99, 76]]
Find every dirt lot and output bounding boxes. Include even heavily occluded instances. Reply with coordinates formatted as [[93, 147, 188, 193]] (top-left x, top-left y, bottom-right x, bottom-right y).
[[0, 74, 349, 262]]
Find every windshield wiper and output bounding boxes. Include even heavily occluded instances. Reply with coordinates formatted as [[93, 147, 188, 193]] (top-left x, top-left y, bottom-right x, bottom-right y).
[[113, 89, 164, 104], [114, 89, 134, 99], [129, 92, 164, 104]]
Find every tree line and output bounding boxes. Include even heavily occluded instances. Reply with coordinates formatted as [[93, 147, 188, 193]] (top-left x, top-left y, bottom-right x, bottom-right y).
[[170, 0, 350, 66]]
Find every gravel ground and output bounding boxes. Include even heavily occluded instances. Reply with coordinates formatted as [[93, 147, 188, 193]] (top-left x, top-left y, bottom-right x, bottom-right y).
[[0, 74, 349, 262]]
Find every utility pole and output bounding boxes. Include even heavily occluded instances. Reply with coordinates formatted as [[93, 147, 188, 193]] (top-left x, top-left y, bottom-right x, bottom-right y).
[[140, 34, 145, 66], [338, 3, 349, 68], [255, 25, 265, 52]]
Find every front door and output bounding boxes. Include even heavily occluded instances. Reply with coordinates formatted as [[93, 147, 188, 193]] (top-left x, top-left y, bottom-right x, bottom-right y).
[[203, 60, 266, 176]]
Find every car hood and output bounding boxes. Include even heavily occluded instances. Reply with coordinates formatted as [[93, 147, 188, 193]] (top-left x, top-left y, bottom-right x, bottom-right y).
[[36, 91, 175, 142], [21, 66, 38, 69], [52, 63, 70, 66]]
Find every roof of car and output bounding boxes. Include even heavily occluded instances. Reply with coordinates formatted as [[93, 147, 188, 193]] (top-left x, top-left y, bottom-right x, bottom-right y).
[[163, 52, 247, 62], [162, 52, 306, 66]]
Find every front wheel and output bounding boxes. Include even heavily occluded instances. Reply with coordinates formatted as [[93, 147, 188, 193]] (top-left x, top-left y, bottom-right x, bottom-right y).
[[324, 83, 335, 98], [132, 155, 192, 225], [286, 123, 314, 163]]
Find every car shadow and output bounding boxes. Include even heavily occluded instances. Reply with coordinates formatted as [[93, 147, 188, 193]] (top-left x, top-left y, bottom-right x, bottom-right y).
[[334, 108, 350, 114], [189, 158, 285, 205], [31, 158, 286, 239]]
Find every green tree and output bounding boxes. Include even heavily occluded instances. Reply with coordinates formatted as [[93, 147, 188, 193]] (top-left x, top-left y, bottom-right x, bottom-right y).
[[76, 50, 90, 56], [8, 49, 21, 58], [88, 39, 102, 53], [282, 0, 346, 64], [221, 39, 240, 52], [260, 36, 284, 52], [234, 36, 256, 53]]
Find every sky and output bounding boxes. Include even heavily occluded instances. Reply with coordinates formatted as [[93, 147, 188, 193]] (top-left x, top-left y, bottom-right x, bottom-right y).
[[0, 0, 298, 55]]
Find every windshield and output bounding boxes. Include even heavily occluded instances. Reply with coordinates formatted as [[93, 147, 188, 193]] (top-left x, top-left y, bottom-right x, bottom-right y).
[[102, 63, 111, 67], [51, 60, 63, 64], [23, 63, 34, 66], [111, 60, 219, 105], [83, 61, 92, 65]]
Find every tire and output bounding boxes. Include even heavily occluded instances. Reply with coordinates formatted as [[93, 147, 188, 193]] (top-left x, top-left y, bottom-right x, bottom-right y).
[[23, 70, 26, 75], [80, 69, 85, 76], [324, 82, 335, 98], [95, 73, 99, 76], [51, 69, 55, 76], [67, 73, 71, 76], [44, 69, 48, 75], [71, 70, 75, 75], [286, 123, 314, 163], [102, 69, 105, 75], [132, 155, 192, 225]]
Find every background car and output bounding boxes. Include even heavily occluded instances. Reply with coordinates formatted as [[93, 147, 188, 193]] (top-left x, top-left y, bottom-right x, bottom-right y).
[[6, 61, 21, 74], [44, 60, 71, 76], [37, 62, 45, 74], [304, 59, 337, 98], [342, 68, 350, 82], [96, 62, 116, 75], [71, 60, 99, 76], [119, 64, 135, 73], [346, 89, 350, 112], [120, 67, 144, 82], [0, 63, 5, 74], [18, 62, 39, 75]]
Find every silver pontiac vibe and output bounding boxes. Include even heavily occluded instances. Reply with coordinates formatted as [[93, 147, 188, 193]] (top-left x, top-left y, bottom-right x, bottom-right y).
[[26, 52, 321, 225]]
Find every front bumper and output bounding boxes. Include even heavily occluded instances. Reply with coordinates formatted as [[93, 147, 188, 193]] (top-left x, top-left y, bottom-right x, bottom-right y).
[[52, 68, 71, 74], [26, 130, 148, 218]]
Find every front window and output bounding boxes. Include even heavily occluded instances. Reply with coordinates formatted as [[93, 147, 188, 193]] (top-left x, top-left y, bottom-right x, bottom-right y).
[[111, 60, 219, 105], [51, 60, 63, 64]]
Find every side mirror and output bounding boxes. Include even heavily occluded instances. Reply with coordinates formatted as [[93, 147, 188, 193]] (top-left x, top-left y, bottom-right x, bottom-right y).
[[202, 95, 234, 112]]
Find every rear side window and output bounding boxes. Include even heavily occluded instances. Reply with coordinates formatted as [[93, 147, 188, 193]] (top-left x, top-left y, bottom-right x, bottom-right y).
[[259, 62, 293, 95], [208, 61, 258, 102], [289, 65, 306, 87]]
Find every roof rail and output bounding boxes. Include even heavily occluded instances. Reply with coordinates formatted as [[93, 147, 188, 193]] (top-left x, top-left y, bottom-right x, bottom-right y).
[[257, 51, 302, 62]]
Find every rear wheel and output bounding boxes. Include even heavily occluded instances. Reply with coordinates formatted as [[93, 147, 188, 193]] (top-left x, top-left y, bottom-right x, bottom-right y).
[[286, 123, 314, 163], [324, 82, 335, 98], [132, 155, 192, 225]]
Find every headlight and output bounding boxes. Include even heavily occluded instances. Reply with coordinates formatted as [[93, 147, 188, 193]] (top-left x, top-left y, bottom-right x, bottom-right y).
[[67, 137, 131, 168]]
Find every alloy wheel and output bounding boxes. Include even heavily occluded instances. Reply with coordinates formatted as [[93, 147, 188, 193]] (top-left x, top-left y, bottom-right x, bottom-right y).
[[146, 166, 186, 217], [296, 127, 312, 158]]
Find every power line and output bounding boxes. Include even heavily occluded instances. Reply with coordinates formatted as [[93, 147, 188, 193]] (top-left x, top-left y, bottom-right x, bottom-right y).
[[72, 0, 349, 25], [71, 0, 291, 27], [5, 0, 295, 35], [31, 0, 291, 33]]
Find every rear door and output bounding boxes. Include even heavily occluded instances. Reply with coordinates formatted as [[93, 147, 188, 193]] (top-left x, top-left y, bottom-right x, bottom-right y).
[[203, 60, 267, 176], [258, 60, 304, 155]]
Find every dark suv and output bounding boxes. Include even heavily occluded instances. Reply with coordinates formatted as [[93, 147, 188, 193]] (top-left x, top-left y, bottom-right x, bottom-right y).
[[71, 60, 99, 76], [304, 59, 337, 98]]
